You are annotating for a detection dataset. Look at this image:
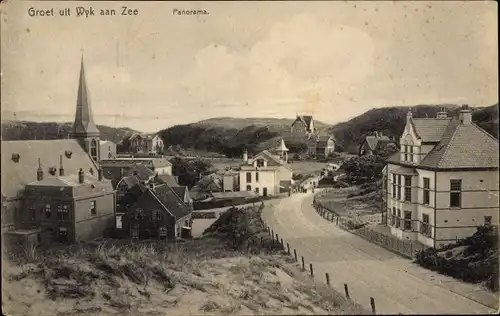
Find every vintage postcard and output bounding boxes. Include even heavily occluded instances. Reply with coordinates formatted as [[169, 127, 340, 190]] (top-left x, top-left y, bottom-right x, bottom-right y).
[[1, 1, 499, 315]]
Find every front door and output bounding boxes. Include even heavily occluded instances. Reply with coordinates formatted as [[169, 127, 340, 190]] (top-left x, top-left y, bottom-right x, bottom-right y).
[[58, 227, 68, 243], [263, 187, 268, 197]]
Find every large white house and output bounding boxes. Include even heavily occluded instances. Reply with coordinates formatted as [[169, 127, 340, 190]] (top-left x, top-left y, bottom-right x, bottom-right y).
[[239, 149, 293, 196], [383, 105, 499, 248]]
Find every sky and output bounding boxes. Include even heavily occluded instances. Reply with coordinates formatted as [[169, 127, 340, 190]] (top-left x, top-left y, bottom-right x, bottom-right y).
[[1, 1, 498, 133]]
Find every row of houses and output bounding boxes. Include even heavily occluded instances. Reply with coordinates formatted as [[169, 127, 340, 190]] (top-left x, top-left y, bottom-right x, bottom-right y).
[[1, 58, 192, 247]]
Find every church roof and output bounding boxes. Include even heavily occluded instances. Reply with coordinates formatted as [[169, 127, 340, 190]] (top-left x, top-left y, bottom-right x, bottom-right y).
[[72, 56, 100, 137], [1, 139, 100, 198]]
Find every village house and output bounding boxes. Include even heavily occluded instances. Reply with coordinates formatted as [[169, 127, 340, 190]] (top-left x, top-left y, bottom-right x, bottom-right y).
[[359, 132, 397, 156], [121, 183, 193, 240], [1, 57, 116, 246], [382, 106, 499, 248], [100, 156, 172, 180], [128, 133, 164, 154], [291, 115, 315, 138], [307, 134, 336, 159], [99, 140, 117, 160], [239, 142, 293, 196]]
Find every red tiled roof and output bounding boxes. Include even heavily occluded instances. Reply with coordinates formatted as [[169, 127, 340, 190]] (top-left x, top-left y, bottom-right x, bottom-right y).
[[1, 140, 99, 198], [411, 118, 452, 142], [419, 119, 499, 169]]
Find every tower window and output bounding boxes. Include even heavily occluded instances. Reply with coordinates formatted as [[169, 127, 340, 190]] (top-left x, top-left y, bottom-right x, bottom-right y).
[[90, 139, 98, 161]]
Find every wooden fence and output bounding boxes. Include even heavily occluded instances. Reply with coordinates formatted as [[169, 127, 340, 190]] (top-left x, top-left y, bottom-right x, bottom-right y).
[[313, 193, 424, 259]]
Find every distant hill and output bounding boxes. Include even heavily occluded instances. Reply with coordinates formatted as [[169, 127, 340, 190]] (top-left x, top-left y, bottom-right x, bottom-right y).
[[1, 120, 139, 144], [329, 104, 499, 153], [157, 117, 331, 157]]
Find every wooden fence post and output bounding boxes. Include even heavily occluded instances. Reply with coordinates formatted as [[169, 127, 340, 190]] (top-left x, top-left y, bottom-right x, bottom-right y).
[[280, 238, 284, 249], [286, 242, 290, 255], [325, 273, 330, 286], [344, 283, 350, 299], [271, 230, 274, 240], [309, 263, 314, 278], [294, 249, 298, 262], [370, 297, 376, 314], [301, 256, 305, 271]]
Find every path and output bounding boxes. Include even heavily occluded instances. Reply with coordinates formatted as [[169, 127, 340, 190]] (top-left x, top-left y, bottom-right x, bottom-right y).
[[262, 192, 498, 314]]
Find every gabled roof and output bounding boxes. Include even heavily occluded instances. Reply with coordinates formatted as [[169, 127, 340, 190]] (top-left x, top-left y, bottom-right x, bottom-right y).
[[128, 163, 155, 181], [156, 174, 180, 187], [411, 118, 452, 143], [292, 115, 313, 129], [171, 186, 190, 202], [244, 150, 292, 170], [1, 139, 99, 199], [152, 184, 191, 220], [362, 135, 393, 151], [419, 119, 499, 169]]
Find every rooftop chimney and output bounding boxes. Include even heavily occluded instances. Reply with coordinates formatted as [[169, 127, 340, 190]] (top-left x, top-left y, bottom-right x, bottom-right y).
[[242, 149, 248, 163], [459, 104, 472, 125], [406, 108, 413, 124], [37, 158, 44, 181], [98, 168, 103, 181], [436, 107, 448, 118], [78, 168, 84, 184], [59, 155, 65, 176]]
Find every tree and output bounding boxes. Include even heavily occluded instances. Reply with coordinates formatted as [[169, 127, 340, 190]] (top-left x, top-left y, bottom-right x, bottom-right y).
[[343, 154, 386, 185], [169, 157, 215, 188]]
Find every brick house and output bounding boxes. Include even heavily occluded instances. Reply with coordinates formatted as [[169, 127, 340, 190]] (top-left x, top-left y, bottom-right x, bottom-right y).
[[291, 115, 314, 138], [359, 132, 397, 156], [382, 106, 499, 248], [1, 57, 116, 246], [121, 183, 193, 240]]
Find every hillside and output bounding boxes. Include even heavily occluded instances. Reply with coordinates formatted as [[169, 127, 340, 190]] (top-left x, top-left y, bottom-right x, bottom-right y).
[[329, 104, 499, 153], [2, 205, 367, 316], [1, 120, 139, 144], [158, 117, 331, 157]]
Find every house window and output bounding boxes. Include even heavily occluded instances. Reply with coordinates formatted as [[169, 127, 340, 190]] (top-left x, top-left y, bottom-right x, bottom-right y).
[[152, 210, 161, 221], [391, 207, 396, 226], [158, 226, 167, 239], [485, 216, 492, 226], [404, 211, 412, 230], [397, 175, 402, 200], [404, 145, 408, 162], [30, 206, 36, 221], [423, 177, 430, 205], [255, 187, 259, 194], [246, 185, 251, 191], [392, 174, 397, 199], [404, 176, 412, 202], [421, 214, 431, 237], [409, 146, 414, 162], [396, 209, 401, 228], [131, 224, 139, 239], [57, 205, 69, 220], [45, 204, 52, 219], [90, 201, 97, 216], [90, 139, 98, 161], [135, 208, 144, 220], [450, 179, 462, 208], [256, 172, 259, 182], [246, 172, 251, 183]]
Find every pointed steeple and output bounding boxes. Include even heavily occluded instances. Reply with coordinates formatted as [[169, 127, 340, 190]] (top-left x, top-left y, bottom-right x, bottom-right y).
[[72, 55, 100, 137]]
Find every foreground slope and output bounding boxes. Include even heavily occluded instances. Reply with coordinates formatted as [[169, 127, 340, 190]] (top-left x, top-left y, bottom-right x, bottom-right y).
[[2, 205, 367, 316]]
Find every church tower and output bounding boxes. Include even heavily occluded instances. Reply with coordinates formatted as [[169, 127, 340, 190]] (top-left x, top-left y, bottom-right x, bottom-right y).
[[72, 55, 100, 162]]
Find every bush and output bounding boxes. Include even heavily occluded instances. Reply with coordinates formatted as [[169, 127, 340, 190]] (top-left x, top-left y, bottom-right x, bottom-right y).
[[414, 225, 499, 291], [343, 155, 386, 185]]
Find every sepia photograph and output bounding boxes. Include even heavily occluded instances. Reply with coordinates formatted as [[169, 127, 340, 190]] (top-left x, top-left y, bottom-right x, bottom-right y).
[[1, 1, 499, 315]]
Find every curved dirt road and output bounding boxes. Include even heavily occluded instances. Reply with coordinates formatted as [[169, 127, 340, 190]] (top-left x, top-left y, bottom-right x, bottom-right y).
[[263, 193, 497, 315]]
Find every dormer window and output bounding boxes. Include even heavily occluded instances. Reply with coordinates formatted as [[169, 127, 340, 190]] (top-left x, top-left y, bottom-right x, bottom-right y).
[[11, 153, 20, 163], [65, 150, 73, 159], [48, 166, 57, 176]]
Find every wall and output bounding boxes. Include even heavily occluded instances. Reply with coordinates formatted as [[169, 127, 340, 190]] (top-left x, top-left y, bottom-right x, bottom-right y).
[[239, 169, 276, 196], [74, 192, 115, 242], [155, 166, 172, 175], [434, 170, 499, 244], [99, 142, 117, 161]]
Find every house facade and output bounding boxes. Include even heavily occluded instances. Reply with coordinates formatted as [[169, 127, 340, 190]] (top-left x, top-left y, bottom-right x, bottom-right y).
[[1, 57, 116, 246], [99, 140, 117, 160], [239, 150, 293, 196], [359, 132, 396, 156], [129, 134, 164, 154], [121, 183, 192, 240], [291, 115, 314, 138], [382, 106, 499, 248], [307, 134, 336, 159]]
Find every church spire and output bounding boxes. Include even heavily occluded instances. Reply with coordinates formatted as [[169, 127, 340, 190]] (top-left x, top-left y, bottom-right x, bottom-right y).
[[72, 55, 100, 138]]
